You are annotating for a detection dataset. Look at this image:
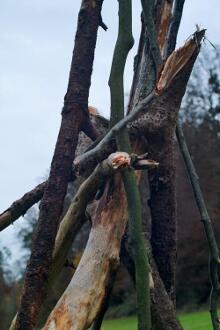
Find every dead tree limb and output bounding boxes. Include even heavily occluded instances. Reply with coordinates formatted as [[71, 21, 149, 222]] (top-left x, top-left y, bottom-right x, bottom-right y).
[[15, 1, 104, 328], [10, 152, 157, 329], [176, 122, 220, 330], [0, 182, 45, 232], [42, 152, 157, 330], [0, 114, 108, 232], [11, 153, 157, 325]]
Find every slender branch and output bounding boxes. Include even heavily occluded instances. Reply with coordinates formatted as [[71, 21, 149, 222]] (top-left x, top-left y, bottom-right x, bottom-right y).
[[140, 0, 163, 74], [109, 1, 151, 329], [176, 121, 220, 330], [74, 90, 155, 173], [165, 0, 185, 57], [0, 108, 154, 232], [0, 182, 45, 231]]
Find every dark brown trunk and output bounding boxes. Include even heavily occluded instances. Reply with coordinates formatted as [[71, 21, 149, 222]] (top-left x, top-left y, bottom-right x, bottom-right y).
[[146, 49, 202, 302], [15, 1, 104, 329]]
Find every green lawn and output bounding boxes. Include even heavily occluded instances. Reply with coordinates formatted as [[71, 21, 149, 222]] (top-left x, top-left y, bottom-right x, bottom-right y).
[[101, 310, 213, 330]]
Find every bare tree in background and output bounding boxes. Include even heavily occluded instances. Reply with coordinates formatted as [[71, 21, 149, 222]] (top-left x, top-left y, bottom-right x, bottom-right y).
[[1, 1, 219, 329]]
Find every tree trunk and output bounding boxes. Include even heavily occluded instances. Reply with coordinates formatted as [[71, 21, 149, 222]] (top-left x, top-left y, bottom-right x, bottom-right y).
[[129, 28, 205, 301], [15, 1, 104, 328]]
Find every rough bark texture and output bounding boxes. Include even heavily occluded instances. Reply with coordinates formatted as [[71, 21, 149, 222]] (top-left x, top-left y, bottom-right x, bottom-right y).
[[147, 33, 204, 302], [15, 1, 104, 329], [128, 30, 204, 301]]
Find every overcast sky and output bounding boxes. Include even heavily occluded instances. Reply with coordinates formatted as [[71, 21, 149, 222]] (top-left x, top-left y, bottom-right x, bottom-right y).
[[0, 1, 220, 263]]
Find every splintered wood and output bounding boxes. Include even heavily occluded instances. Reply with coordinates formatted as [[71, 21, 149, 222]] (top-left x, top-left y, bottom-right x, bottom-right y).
[[157, 30, 205, 93]]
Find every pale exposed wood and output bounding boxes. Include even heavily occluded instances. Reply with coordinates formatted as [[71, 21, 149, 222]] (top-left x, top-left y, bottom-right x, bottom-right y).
[[9, 152, 156, 330], [43, 176, 127, 330], [157, 30, 205, 93]]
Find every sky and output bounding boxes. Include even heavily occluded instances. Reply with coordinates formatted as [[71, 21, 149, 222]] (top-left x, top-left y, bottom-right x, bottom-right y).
[[0, 1, 220, 265]]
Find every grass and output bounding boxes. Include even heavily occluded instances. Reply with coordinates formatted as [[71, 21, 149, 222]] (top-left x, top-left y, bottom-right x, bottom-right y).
[[101, 310, 214, 330]]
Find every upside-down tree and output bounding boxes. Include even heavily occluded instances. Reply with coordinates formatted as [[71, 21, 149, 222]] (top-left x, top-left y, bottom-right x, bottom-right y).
[[1, 1, 220, 330]]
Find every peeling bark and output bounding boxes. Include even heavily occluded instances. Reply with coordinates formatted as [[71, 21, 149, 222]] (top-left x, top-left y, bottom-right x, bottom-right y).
[[42, 136, 157, 329], [43, 175, 128, 330]]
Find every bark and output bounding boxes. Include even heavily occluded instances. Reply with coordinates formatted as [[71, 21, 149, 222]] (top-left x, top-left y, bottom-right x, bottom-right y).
[[15, 1, 104, 329], [0, 182, 45, 232], [128, 30, 205, 302], [43, 31, 205, 329], [148, 34, 205, 302]]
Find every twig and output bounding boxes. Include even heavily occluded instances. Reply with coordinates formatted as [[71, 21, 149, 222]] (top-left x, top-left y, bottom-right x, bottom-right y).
[[176, 121, 220, 330]]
